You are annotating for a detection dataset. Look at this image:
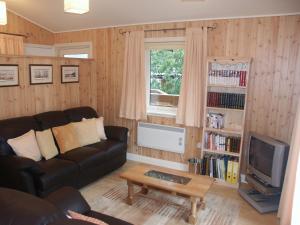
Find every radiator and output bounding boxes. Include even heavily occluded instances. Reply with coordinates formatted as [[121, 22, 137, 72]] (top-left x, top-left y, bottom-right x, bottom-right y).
[[137, 122, 186, 153]]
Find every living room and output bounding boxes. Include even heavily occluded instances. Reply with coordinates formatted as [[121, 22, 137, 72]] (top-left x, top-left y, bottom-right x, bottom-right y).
[[0, 0, 299, 225]]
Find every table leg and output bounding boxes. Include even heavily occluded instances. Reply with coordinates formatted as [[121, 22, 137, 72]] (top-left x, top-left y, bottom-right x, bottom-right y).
[[127, 180, 134, 205], [188, 196, 198, 225], [141, 185, 149, 195]]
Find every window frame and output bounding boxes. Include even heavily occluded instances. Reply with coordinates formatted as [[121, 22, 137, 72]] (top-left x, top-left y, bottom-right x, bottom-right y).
[[55, 42, 93, 58], [145, 37, 185, 117]]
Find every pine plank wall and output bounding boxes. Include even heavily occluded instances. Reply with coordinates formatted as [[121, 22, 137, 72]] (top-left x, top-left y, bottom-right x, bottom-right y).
[[1, 13, 300, 170]]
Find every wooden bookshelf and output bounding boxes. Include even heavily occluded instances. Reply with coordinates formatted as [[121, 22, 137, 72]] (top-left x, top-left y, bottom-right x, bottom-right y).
[[201, 57, 251, 188]]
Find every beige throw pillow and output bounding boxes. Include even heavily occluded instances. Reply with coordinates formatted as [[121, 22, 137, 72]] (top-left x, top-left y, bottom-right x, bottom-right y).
[[68, 210, 108, 225], [36, 129, 59, 160], [7, 130, 42, 161], [72, 120, 100, 146], [83, 117, 107, 140], [52, 124, 81, 154]]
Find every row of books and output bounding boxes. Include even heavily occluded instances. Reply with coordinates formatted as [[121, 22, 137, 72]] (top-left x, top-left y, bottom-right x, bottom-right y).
[[200, 155, 239, 184], [206, 113, 224, 129], [207, 92, 245, 109], [204, 132, 241, 153], [208, 70, 247, 87]]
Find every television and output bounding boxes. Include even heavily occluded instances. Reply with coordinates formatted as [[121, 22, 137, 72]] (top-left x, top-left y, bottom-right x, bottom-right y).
[[247, 132, 289, 188]]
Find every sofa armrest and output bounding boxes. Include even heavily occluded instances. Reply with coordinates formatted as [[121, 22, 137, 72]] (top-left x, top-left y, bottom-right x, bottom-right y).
[[104, 126, 128, 143], [45, 187, 91, 215], [0, 155, 43, 174]]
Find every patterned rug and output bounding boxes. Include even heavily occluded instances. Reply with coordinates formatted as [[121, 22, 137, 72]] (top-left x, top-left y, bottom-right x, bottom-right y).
[[81, 181, 240, 225]]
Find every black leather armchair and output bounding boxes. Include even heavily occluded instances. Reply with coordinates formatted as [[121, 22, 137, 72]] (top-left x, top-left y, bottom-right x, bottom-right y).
[[0, 187, 133, 225]]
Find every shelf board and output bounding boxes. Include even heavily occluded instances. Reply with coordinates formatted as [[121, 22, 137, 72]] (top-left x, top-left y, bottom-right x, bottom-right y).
[[204, 127, 242, 136], [206, 107, 244, 112], [208, 84, 247, 89], [214, 178, 239, 188], [202, 148, 240, 157]]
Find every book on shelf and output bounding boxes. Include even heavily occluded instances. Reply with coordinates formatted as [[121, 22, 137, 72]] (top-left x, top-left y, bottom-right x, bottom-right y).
[[200, 154, 239, 184], [204, 132, 241, 153], [207, 92, 245, 109], [208, 70, 247, 87], [206, 112, 225, 129]]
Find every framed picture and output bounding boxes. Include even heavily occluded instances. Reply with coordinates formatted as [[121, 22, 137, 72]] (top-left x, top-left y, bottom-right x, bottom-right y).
[[30, 64, 53, 85], [0, 64, 19, 87], [61, 65, 79, 83]]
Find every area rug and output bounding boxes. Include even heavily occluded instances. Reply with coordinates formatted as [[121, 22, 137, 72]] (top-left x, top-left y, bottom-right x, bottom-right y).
[[81, 180, 240, 225]]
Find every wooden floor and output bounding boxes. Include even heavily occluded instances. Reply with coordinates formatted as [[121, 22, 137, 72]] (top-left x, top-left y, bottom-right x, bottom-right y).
[[81, 161, 279, 225]]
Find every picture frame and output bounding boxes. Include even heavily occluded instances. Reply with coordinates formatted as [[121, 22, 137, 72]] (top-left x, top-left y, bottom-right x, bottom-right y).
[[61, 65, 79, 83], [29, 64, 53, 85], [0, 64, 19, 87]]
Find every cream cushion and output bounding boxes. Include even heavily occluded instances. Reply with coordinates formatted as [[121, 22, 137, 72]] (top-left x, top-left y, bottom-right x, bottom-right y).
[[52, 123, 81, 154], [7, 130, 42, 161], [36, 129, 59, 160], [83, 117, 107, 140], [72, 119, 100, 146]]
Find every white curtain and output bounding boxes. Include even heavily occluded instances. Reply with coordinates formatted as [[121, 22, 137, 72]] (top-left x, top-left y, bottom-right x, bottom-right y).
[[278, 98, 300, 225], [119, 30, 147, 120], [176, 27, 207, 128]]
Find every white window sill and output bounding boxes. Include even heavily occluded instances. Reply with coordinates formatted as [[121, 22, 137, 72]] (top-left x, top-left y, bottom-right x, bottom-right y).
[[147, 106, 177, 118]]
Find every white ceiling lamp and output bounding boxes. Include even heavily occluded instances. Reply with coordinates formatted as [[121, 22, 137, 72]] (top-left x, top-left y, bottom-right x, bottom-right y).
[[0, 1, 7, 25], [64, 0, 89, 14]]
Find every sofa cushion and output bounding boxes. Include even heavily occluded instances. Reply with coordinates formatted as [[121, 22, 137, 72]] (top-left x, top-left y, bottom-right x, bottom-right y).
[[64, 107, 98, 122], [35, 111, 69, 130], [52, 124, 81, 154], [87, 140, 127, 158], [37, 158, 79, 191], [58, 146, 106, 170], [72, 120, 100, 146], [0, 116, 40, 140], [8, 130, 42, 162], [36, 129, 59, 160], [0, 187, 66, 225]]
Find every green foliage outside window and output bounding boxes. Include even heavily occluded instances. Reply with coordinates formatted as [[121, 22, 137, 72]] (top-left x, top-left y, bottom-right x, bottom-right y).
[[150, 49, 184, 95]]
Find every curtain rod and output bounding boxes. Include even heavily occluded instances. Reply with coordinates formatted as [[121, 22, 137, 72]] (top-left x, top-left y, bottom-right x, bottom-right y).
[[119, 24, 217, 35], [0, 32, 28, 38]]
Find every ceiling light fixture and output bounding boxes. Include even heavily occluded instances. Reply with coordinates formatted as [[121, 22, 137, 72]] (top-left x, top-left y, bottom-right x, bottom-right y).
[[64, 0, 89, 14], [0, 1, 7, 25]]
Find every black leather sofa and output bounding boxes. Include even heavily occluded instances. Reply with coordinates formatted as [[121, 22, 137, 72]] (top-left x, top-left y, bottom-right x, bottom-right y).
[[0, 107, 128, 197], [0, 186, 133, 225]]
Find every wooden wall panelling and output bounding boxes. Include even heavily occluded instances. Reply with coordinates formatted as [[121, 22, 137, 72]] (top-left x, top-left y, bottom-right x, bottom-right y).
[[0, 11, 54, 45], [0, 56, 96, 120], [53, 15, 300, 166]]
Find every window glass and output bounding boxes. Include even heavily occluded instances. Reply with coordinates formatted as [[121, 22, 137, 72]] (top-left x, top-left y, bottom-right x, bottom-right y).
[[63, 53, 89, 59]]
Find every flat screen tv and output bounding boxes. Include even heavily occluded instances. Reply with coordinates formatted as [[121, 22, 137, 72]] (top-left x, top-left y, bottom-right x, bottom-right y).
[[247, 132, 289, 188]]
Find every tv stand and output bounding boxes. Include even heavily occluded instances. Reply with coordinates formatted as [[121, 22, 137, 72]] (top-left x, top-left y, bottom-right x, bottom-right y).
[[238, 174, 282, 213], [246, 174, 281, 195]]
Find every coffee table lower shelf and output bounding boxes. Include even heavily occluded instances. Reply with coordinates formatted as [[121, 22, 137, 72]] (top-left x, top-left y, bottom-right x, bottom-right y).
[[125, 180, 206, 225]]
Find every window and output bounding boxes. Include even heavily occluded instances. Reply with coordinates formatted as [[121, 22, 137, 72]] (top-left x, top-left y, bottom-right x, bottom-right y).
[[145, 38, 184, 117], [63, 53, 89, 59], [55, 42, 92, 58]]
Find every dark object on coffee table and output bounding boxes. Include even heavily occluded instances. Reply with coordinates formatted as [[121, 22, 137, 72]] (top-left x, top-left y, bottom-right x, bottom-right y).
[[145, 170, 191, 185]]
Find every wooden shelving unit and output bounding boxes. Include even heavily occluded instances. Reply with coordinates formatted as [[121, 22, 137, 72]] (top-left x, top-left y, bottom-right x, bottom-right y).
[[200, 57, 251, 188]]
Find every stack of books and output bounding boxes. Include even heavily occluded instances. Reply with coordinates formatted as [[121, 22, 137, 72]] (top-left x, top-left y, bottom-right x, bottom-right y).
[[204, 132, 241, 153], [208, 70, 247, 87], [206, 113, 225, 129], [200, 155, 239, 184], [207, 92, 245, 109]]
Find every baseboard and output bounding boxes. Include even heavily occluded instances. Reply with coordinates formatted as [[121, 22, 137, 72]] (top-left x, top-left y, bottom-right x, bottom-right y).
[[127, 153, 188, 171]]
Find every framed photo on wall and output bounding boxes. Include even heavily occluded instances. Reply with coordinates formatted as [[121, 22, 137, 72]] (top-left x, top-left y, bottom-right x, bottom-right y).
[[30, 64, 53, 85], [61, 65, 79, 83], [0, 64, 19, 87]]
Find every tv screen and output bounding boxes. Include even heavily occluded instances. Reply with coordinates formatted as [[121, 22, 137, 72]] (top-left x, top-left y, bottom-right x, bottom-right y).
[[249, 137, 275, 177]]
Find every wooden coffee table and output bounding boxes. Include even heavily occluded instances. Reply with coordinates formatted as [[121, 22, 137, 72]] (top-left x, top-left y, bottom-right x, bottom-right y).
[[119, 164, 214, 224]]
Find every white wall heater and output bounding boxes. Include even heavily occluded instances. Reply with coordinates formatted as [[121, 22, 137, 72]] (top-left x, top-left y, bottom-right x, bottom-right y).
[[137, 122, 186, 154]]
